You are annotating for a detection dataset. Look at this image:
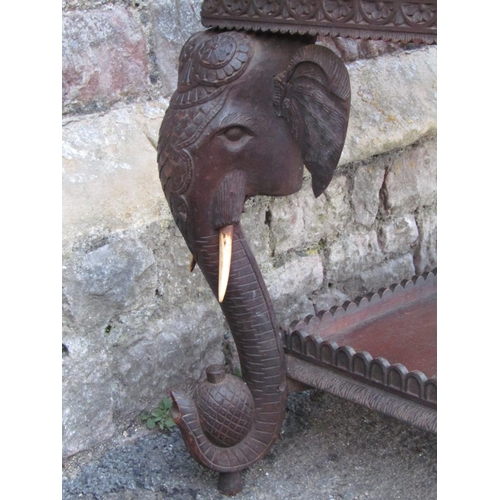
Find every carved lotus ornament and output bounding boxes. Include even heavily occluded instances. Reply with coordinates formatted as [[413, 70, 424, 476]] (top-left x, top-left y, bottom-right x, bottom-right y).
[[171, 31, 253, 109]]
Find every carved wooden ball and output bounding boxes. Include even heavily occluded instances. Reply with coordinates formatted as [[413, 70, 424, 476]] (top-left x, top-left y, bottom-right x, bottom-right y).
[[194, 365, 255, 448]]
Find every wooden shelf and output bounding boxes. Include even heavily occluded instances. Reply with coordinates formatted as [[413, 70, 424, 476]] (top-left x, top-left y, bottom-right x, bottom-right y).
[[283, 270, 437, 432]]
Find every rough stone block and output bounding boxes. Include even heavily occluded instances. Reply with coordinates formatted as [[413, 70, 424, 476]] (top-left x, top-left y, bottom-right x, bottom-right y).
[[356, 253, 416, 296], [331, 253, 416, 299], [303, 175, 353, 247], [62, 7, 149, 114], [325, 230, 384, 285], [377, 215, 419, 255], [62, 338, 115, 457], [62, 224, 226, 457], [63, 237, 157, 331], [311, 288, 351, 314], [342, 47, 436, 166], [109, 306, 225, 418], [239, 196, 274, 268], [150, 0, 204, 96], [63, 1, 116, 9], [267, 194, 305, 255], [291, 249, 418, 320], [381, 135, 437, 214], [351, 160, 386, 227], [266, 253, 323, 325], [268, 175, 351, 255], [414, 207, 437, 274], [62, 100, 169, 241]]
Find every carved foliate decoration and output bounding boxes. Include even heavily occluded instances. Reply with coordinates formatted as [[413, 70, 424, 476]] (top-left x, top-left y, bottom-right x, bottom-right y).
[[201, 0, 437, 44], [158, 31, 253, 203], [172, 31, 253, 109], [159, 99, 225, 198]]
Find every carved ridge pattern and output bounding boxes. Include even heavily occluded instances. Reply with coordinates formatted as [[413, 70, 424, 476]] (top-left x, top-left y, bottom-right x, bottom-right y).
[[283, 270, 437, 409], [201, 0, 437, 44], [286, 356, 437, 433], [289, 269, 436, 332]]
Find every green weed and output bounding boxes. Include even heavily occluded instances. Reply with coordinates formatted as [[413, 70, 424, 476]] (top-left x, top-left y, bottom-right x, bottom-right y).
[[140, 397, 176, 431]]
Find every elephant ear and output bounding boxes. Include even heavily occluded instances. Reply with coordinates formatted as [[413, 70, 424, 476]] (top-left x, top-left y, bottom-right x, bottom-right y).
[[274, 45, 351, 198]]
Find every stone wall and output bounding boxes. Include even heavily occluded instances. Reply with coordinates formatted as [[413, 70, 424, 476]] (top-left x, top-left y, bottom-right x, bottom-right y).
[[62, 0, 437, 458]]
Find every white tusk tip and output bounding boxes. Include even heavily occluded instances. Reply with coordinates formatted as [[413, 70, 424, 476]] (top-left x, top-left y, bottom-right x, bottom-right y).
[[218, 225, 233, 303]]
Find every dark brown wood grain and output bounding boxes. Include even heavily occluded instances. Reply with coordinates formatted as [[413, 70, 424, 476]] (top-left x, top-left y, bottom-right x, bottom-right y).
[[201, 0, 437, 45], [327, 292, 436, 376], [159, 29, 351, 484], [158, 4, 437, 492], [284, 270, 437, 411], [289, 273, 436, 376]]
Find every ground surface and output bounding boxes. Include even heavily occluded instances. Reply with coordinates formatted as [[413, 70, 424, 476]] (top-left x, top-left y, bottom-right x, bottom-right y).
[[62, 391, 436, 500]]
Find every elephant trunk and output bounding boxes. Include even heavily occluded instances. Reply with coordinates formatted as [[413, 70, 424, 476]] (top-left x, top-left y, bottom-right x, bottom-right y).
[[171, 222, 288, 473]]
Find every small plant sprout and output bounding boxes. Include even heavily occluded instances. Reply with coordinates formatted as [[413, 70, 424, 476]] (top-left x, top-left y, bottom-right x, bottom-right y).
[[140, 397, 176, 431]]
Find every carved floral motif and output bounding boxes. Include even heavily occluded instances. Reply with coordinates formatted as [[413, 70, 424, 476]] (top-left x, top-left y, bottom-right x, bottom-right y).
[[223, 0, 250, 14], [200, 0, 437, 43], [201, 0, 219, 15], [174, 31, 253, 105], [254, 0, 282, 16], [402, 2, 437, 25], [361, 1, 394, 22], [287, 0, 320, 19], [324, 0, 354, 21], [198, 34, 237, 67]]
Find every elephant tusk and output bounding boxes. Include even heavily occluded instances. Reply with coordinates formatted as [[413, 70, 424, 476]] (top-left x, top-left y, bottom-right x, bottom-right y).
[[218, 225, 233, 303], [189, 254, 197, 272]]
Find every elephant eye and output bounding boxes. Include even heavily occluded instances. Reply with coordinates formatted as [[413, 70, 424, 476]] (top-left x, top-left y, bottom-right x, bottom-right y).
[[217, 125, 254, 152], [223, 126, 246, 142]]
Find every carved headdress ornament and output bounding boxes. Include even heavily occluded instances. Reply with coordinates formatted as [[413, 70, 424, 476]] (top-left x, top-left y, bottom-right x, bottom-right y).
[[169, 31, 254, 109]]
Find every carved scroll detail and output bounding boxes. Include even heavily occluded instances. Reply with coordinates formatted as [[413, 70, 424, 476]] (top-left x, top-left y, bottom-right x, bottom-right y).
[[201, 0, 437, 44], [173, 31, 254, 109]]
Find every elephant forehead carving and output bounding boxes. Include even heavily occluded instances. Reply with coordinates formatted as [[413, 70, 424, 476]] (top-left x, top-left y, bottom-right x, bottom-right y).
[[158, 30, 254, 203], [158, 98, 226, 198], [171, 30, 253, 109]]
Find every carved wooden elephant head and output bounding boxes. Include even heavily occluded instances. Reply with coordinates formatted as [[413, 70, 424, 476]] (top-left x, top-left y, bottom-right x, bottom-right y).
[[157, 29, 350, 492]]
